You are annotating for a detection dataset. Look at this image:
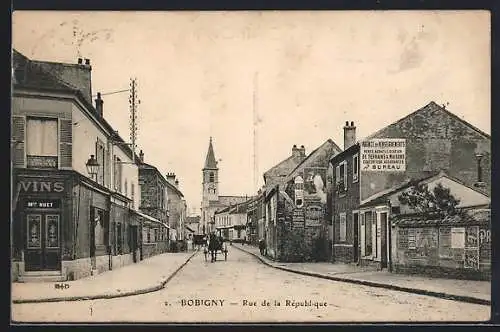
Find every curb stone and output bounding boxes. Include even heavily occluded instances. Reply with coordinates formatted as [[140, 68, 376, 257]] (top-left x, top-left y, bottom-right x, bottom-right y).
[[234, 245, 491, 307], [12, 250, 199, 304]]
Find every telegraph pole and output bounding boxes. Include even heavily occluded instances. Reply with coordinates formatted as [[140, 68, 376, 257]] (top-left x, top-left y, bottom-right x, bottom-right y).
[[253, 72, 259, 194], [129, 78, 140, 163]]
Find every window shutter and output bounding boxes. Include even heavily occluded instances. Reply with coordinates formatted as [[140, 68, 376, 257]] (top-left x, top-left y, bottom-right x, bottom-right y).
[[59, 119, 72, 168], [12, 116, 25, 167], [343, 162, 348, 190]]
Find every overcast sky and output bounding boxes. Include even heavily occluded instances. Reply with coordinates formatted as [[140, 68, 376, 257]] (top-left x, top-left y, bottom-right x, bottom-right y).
[[12, 10, 490, 215]]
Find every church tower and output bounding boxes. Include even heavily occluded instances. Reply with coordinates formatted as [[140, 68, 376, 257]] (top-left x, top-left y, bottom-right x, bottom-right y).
[[201, 137, 219, 233]]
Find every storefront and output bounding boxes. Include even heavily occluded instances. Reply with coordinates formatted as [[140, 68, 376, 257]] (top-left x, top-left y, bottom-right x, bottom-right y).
[[12, 170, 73, 281]]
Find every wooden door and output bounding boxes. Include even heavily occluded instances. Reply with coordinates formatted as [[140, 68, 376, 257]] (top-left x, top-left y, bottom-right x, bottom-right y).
[[25, 213, 61, 271]]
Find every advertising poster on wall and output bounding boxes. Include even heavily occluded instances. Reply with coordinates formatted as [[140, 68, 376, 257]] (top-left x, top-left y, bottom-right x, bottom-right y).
[[360, 139, 406, 172]]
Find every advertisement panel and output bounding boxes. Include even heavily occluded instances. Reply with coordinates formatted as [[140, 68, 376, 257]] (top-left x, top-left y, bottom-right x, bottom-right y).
[[360, 138, 406, 172]]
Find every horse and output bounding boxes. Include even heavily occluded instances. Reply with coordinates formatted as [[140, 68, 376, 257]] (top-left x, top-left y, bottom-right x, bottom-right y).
[[207, 234, 220, 263]]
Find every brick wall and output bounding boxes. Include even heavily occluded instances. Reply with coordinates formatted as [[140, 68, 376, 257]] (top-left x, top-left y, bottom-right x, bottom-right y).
[[332, 147, 360, 263]]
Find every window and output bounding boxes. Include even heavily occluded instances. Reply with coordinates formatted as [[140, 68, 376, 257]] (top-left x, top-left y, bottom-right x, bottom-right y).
[[114, 156, 122, 192], [335, 161, 347, 193], [364, 211, 373, 256], [146, 227, 151, 243], [131, 184, 135, 209], [209, 172, 215, 183], [353, 154, 359, 182], [26, 117, 58, 168], [339, 213, 347, 242], [124, 179, 128, 196], [95, 139, 106, 185]]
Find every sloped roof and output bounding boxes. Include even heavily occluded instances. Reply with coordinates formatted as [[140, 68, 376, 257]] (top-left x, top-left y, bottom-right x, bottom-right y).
[[186, 216, 200, 224], [166, 180, 184, 198], [203, 137, 218, 170], [285, 139, 342, 183], [392, 208, 490, 227], [365, 101, 490, 141], [360, 170, 490, 208]]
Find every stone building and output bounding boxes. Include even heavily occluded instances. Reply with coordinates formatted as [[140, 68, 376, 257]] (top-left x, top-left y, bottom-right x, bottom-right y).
[[264, 140, 342, 262], [138, 151, 170, 259], [330, 101, 491, 266], [165, 173, 187, 244], [214, 201, 249, 242], [11, 49, 143, 281], [200, 137, 247, 234]]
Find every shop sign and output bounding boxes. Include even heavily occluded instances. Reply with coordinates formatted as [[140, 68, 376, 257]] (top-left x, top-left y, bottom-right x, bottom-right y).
[[25, 199, 60, 209], [18, 180, 65, 193], [360, 139, 406, 172]]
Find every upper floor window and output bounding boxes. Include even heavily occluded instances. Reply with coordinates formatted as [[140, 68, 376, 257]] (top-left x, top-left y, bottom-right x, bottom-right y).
[[124, 179, 128, 196], [26, 117, 58, 169], [209, 172, 215, 183], [114, 156, 122, 192], [131, 183, 135, 209], [336, 161, 347, 193], [95, 139, 106, 186], [353, 154, 359, 183]]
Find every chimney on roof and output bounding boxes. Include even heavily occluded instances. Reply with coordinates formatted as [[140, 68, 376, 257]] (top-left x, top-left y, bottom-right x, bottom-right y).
[[78, 58, 83, 65], [166, 172, 176, 184], [292, 144, 301, 158], [84, 58, 90, 66], [299, 145, 306, 157], [474, 152, 486, 188], [95, 92, 103, 117], [175, 179, 179, 189], [343, 121, 356, 150], [139, 150, 144, 162]]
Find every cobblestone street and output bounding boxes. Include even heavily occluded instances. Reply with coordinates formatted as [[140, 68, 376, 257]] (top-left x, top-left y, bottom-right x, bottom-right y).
[[12, 248, 490, 323]]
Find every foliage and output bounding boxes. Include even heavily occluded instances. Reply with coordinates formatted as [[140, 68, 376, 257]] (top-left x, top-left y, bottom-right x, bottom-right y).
[[398, 182, 460, 215]]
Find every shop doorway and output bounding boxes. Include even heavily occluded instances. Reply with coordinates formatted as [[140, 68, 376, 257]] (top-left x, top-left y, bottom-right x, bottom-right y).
[[380, 212, 388, 268], [25, 213, 61, 271]]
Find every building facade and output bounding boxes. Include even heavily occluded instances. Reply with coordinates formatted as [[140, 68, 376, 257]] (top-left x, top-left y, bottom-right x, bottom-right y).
[[330, 102, 491, 266], [11, 50, 142, 281], [166, 173, 186, 245], [138, 151, 170, 259]]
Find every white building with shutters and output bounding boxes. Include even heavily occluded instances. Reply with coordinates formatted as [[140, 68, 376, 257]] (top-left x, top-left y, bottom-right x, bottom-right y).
[[11, 49, 148, 282]]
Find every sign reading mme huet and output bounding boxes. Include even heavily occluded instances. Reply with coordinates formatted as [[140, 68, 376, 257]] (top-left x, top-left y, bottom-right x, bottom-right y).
[[360, 139, 406, 172]]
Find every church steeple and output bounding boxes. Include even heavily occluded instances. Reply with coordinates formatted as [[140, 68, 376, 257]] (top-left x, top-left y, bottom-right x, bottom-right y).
[[203, 136, 218, 170]]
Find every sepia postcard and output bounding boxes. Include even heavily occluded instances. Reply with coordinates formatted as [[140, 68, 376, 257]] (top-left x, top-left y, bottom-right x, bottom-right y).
[[10, 10, 491, 324]]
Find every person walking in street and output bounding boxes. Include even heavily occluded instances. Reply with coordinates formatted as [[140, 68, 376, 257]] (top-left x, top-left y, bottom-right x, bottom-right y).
[[259, 238, 266, 255]]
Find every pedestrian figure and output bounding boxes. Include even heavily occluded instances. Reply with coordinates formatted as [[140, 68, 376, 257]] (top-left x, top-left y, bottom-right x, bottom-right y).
[[259, 238, 266, 255]]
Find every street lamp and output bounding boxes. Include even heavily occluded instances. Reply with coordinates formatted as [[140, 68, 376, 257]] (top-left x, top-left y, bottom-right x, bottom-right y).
[[86, 154, 100, 181]]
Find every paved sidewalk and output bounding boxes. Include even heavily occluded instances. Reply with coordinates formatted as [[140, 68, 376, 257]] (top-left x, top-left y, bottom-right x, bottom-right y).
[[12, 250, 198, 304], [233, 244, 491, 306]]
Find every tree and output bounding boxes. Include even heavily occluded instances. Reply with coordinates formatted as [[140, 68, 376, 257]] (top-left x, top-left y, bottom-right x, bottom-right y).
[[398, 183, 460, 215]]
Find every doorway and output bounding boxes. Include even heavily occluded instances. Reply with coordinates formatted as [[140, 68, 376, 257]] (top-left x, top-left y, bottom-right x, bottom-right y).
[[380, 212, 388, 268], [130, 225, 138, 263], [353, 212, 359, 263], [25, 213, 61, 271]]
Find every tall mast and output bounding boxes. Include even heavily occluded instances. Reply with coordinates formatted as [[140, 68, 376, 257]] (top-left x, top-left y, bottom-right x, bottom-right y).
[[253, 71, 259, 193], [129, 78, 140, 162]]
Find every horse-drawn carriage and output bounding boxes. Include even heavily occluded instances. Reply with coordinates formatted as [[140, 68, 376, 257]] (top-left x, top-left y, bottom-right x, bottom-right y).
[[203, 233, 228, 262]]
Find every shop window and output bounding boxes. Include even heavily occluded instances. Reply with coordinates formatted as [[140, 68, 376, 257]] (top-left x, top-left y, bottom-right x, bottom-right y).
[[339, 213, 347, 242], [26, 117, 58, 169], [364, 211, 373, 256], [116, 223, 122, 254]]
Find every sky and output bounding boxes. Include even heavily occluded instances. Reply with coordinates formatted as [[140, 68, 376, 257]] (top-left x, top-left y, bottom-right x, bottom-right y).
[[12, 11, 490, 215]]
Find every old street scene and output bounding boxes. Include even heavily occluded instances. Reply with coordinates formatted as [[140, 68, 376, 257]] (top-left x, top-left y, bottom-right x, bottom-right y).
[[11, 11, 491, 323]]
